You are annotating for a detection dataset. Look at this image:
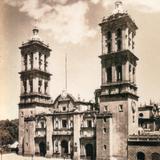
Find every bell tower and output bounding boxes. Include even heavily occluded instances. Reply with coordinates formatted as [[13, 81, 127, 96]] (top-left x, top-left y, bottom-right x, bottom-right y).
[[18, 26, 52, 155], [96, 1, 139, 160]]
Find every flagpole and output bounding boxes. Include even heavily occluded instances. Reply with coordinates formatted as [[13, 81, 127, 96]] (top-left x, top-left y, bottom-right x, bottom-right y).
[[65, 53, 67, 91]]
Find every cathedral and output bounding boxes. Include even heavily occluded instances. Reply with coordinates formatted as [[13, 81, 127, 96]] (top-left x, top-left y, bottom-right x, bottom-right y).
[[18, 1, 160, 160]]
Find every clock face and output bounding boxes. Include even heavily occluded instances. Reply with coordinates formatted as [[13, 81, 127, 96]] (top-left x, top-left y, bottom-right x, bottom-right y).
[[131, 101, 136, 113]]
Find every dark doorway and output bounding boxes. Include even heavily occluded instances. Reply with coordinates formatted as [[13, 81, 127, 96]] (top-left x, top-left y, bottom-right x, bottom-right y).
[[85, 144, 94, 160], [61, 140, 68, 156], [137, 152, 145, 160], [152, 153, 160, 160], [39, 142, 46, 157]]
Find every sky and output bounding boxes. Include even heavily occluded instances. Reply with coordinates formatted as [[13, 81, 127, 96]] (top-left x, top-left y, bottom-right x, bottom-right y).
[[0, 0, 160, 120]]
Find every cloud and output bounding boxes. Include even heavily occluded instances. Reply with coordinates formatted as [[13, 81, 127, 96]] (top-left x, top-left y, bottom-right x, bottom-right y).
[[20, 0, 52, 19], [4, 0, 52, 19], [126, 0, 160, 12], [39, 1, 96, 43], [52, 0, 68, 5], [4, 0, 22, 7], [4, 0, 96, 44], [4, 0, 160, 44], [90, 0, 160, 13]]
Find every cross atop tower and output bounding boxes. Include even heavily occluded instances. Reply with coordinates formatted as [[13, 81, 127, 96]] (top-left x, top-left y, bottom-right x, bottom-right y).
[[113, 0, 125, 14]]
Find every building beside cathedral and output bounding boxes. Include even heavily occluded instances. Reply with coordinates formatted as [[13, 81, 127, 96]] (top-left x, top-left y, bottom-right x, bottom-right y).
[[18, 1, 160, 160]]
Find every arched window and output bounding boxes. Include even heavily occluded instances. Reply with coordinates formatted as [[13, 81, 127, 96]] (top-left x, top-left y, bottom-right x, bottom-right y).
[[107, 42, 112, 53], [23, 80, 27, 93], [29, 79, 33, 93], [107, 31, 112, 40], [39, 52, 42, 70], [107, 67, 112, 82], [44, 55, 47, 71], [24, 54, 28, 70], [137, 152, 145, 160], [30, 53, 33, 70], [61, 140, 68, 155], [116, 28, 122, 51], [38, 80, 42, 93], [116, 65, 122, 81], [117, 40, 122, 51], [151, 153, 160, 160], [117, 28, 122, 38], [44, 81, 48, 94]]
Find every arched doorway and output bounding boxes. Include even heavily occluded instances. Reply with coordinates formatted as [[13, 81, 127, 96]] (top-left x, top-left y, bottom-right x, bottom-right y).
[[85, 144, 93, 160], [61, 140, 68, 156], [137, 152, 145, 160], [152, 153, 160, 160], [39, 142, 46, 157]]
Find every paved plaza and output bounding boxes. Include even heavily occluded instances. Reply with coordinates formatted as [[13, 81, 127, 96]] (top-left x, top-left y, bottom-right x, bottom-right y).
[[1, 153, 70, 160]]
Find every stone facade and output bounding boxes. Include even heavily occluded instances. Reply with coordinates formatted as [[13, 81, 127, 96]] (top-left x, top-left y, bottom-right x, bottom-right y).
[[18, 1, 160, 160]]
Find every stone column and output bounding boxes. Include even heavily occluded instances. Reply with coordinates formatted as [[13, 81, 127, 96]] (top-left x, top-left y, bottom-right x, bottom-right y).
[[112, 32, 116, 52], [26, 79, 30, 93], [102, 34, 107, 54], [102, 67, 107, 84], [33, 78, 38, 93], [68, 140, 71, 154], [27, 54, 30, 70], [46, 116, 53, 158], [58, 119, 62, 129], [41, 54, 44, 71], [125, 62, 129, 81], [122, 63, 126, 81]]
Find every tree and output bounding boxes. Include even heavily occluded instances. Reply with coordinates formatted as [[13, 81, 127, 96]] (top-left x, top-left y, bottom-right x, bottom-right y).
[[0, 119, 18, 146]]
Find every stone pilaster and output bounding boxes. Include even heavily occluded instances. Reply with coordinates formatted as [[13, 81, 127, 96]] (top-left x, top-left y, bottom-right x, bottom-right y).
[[18, 110, 24, 155], [73, 114, 81, 160], [24, 120, 35, 156], [46, 116, 53, 158]]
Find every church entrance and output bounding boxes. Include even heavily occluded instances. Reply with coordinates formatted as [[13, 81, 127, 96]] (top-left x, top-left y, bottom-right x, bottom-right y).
[[61, 140, 68, 157], [152, 153, 160, 160], [85, 144, 94, 160], [137, 152, 145, 160], [39, 142, 46, 157]]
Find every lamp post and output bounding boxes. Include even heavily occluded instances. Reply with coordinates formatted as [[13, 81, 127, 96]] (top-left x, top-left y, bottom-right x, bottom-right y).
[[31, 154, 34, 160]]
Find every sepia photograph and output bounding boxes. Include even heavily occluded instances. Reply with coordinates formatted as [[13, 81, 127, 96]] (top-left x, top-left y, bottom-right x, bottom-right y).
[[0, 0, 160, 159]]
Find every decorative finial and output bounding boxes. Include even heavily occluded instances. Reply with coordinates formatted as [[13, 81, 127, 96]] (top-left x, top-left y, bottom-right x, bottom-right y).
[[61, 90, 67, 99], [32, 19, 39, 35], [31, 19, 41, 41], [113, 0, 125, 14]]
